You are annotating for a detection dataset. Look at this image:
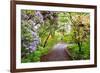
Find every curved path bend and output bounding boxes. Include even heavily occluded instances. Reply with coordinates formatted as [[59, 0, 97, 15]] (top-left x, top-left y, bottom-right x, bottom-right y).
[[41, 42, 72, 62]]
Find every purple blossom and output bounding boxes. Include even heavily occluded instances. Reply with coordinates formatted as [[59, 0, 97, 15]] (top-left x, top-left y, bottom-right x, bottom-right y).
[[28, 31, 40, 52], [35, 11, 44, 23], [29, 42, 36, 52], [31, 31, 37, 37], [29, 46, 36, 52]]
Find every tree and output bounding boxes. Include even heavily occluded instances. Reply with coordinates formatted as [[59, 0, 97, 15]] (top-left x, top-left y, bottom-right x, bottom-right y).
[[68, 12, 90, 53]]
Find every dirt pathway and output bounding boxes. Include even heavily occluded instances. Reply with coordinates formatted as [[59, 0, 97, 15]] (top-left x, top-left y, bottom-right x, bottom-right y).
[[41, 42, 71, 62]]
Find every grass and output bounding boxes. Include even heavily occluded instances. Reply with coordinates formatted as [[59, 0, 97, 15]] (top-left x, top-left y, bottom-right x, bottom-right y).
[[67, 40, 90, 60]]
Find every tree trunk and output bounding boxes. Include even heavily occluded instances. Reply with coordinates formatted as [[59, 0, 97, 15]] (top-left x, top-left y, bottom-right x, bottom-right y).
[[43, 32, 51, 48], [77, 42, 81, 52]]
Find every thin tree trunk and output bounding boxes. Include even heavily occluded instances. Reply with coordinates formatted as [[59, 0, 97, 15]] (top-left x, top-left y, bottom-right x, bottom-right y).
[[77, 42, 81, 52], [77, 42, 83, 59], [43, 32, 51, 48]]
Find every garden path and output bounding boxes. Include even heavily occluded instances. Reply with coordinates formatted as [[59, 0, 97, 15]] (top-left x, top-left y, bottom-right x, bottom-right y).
[[41, 42, 72, 62]]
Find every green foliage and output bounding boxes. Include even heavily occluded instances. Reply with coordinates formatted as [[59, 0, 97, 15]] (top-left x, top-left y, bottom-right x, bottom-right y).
[[67, 12, 90, 53], [37, 46, 50, 55], [67, 44, 79, 60], [21, 58, 31, 63], [81, 37, 90, 59], [32, 51, 42, 62], [21, 46, 51, 62], [67, 38, 90, 60], [21, 10, 90, 62], [21, 20, 33, 45], [34, 51, 42, 57], [21, 20, 34, 60], [21, 10, 35, 16]]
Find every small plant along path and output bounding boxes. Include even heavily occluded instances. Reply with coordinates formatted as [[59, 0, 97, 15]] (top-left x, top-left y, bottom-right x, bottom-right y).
[[41, 42, 72, 62]]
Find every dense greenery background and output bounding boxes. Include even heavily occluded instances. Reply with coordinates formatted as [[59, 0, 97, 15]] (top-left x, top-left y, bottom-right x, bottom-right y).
[[21, 10, 90, 63]]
